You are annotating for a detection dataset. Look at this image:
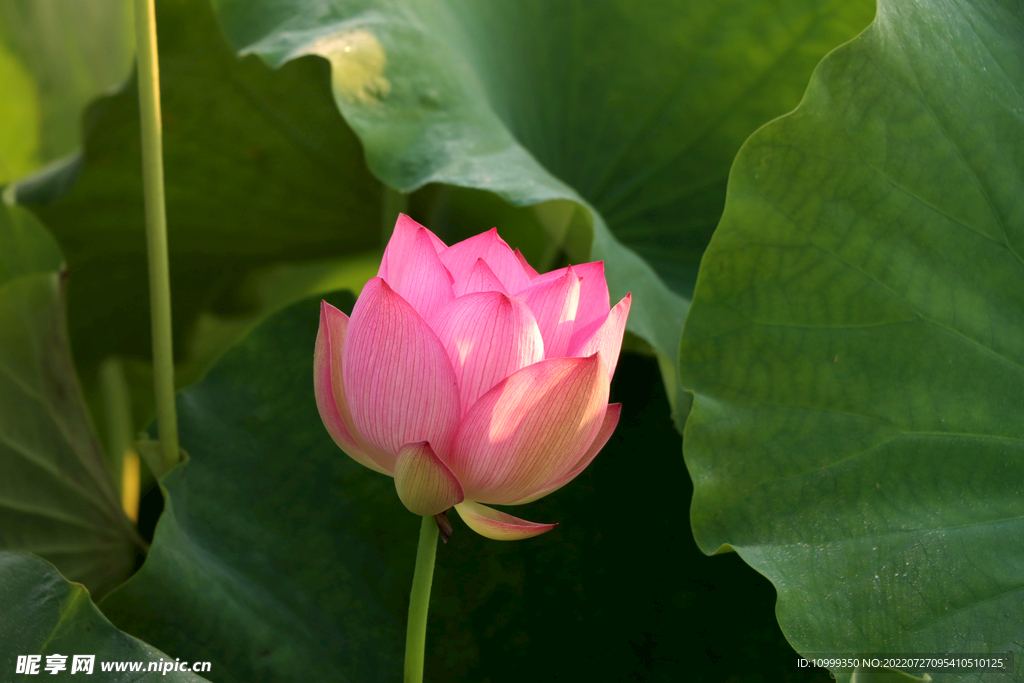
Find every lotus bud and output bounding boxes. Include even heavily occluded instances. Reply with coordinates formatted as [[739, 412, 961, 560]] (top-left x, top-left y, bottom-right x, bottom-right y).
[[315, 215, 629, 540]]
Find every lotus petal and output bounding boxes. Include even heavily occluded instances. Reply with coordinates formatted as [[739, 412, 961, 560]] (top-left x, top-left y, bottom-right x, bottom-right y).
[[569, 294, 631, 380], [432, 291, 544, 416], [522, 265, 580, 358], [378, 213, 447, 282], [343, 278, 461, 463], [530, 262, 608, 335], [448, 355, 608, 505], [454, 258, 509, 297], [441, 228, 531, 294], [511, 403, 621, 504], [314, 301, 391, 474], [394, 441, 465, 516], [513, 248, 539, 279], [389, 227, 455, 322], [454, 501, 556, 541]]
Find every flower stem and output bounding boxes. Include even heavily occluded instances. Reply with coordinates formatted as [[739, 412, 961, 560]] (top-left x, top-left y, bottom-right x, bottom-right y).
[[405, 515, 438, 683], [133, 0, 178, 473]]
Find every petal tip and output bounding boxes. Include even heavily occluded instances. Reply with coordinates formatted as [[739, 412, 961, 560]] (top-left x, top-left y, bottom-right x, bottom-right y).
[[320, 299, 342, 320], [455, 501, 558, 541]]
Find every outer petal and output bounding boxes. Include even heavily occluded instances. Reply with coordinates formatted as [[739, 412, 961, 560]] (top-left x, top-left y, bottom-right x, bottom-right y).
[[389, 227, 455, 322], [432, 292, 544, 416], [343, 278, 461, 464], [453, 258, 509, 297], [448, 355, 609, 505], [514, 248, 540, 279], [394, 441, 465, 516], [521, 265, 580, 358], [569, 293, 631, 380], [454, 501, 556, 541], [511, 403, 621, 505], [529, 262, 608, 335], [440, 228, 531, 294], [378, 214, 448, 282], [314, 301, 391, 474]]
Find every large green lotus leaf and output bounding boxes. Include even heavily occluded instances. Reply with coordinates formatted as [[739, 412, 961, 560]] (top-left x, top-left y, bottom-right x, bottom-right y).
[[0, 202, 142, 599], [0, 33, 37, 183], [209, 0, 874, 401], [0, 552, 210, 681], [0, 0, 134, 184], [680, 0, 1024, 678], [100, 293, 823, 682], [20, 0, 383, 440]]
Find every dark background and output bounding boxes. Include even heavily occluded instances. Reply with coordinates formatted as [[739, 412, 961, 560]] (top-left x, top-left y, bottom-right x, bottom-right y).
[[426, 352, 833, 683]]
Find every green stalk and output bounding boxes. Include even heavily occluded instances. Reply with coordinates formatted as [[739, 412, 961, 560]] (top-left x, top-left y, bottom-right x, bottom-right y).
[[133, 0, 178, 473], [405, 516, 439, 683]]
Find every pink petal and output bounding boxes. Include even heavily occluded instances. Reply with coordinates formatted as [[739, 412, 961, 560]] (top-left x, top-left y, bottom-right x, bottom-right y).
[[393, 441, 465, 516], [521, 265, 580, 358], [569, 293, 631, 380], [314, 301, 392, 474], [389, 227, 455, 322], [378, 214, 448, 282], [529, 262, 609, 335], [568, 262, 610, 340], [454, 258, 509, 297], [514, 248, 540, 279], [447, 355, 609, 505], [454, 501, 556, 541], [511, 403, 620, 504], [440, 229, 531, 294], [432, 291, 544, 416], [343, 278, 461, 463]]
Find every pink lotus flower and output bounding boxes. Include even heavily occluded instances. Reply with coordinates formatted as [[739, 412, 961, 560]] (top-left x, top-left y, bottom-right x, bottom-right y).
[[315, 215, 630, 540]]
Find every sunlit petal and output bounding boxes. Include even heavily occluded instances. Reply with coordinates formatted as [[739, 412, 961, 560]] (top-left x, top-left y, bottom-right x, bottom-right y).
[[343, 278, 461, 462], [569, 294, 631, 380], [454, 501, 557, 541], [511, 403, 621, 504], [448, 355, 608, 504], [521, 265, 580, 358], [432, 291, 543, 416]]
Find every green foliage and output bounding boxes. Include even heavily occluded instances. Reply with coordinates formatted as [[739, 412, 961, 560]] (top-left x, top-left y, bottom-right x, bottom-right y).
[[0, 203, 142, 599], [100, 292, 408, 683], [0, 552, 210, 681], [0, 37, 36, 183], [0, 0, 134, 183], [210, 0, 874, 398], [0, 0, 1020, 679], [19, 0, 383, 440], [680, 0, 1024, 677]]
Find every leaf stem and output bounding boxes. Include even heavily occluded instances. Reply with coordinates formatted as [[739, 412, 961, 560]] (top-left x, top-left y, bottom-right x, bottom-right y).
[[133, 0, 178, 473], [405, 515, 438, 683]]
